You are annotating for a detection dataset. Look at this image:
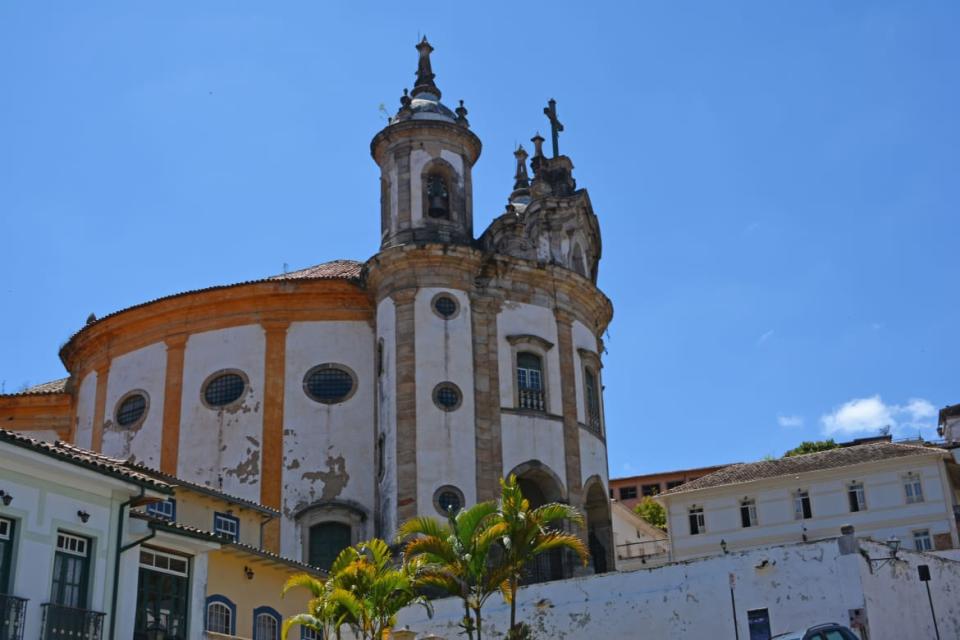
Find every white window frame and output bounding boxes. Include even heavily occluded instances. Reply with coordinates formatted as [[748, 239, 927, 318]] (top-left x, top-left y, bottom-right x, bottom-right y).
[[793, 490, 812, 520], [207, 601, 233, 634], [904, 473, 924, 504], [139, 548, 190, 577], [57, 532, 89, 557], [214, 512, 240, 542], [146, 498, 176, 521], [847, 482, 867, 513], [255, 611, 280, 640], [689, 507, 706, 535], [739, 498, 758, 528], [913, 529, 933, 552]]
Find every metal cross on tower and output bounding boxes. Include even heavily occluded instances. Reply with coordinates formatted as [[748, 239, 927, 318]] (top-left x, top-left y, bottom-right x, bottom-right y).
[[543, 98, 564, 158]]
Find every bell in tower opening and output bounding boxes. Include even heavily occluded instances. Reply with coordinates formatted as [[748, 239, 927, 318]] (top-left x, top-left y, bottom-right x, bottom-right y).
[[426, 174, 450, 219]]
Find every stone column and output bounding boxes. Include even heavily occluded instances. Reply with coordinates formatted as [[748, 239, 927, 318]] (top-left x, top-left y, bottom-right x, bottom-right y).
[[90, 360, 110, 452], [260, 320, 290, 553], [160, 334, 188, 475], [393, 289, 419, 523], [554, 309, 582, 508], [470, 293, 503, 502]]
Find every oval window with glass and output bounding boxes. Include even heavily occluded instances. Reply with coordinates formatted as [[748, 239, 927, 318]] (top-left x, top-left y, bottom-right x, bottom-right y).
[[115, 392, 148, 427], [304, 365, 357, 404], [203, 371, 247, 408], [432, 382, 462, 412], [432, 293, 459, 320], [434, 485, 465, 516]]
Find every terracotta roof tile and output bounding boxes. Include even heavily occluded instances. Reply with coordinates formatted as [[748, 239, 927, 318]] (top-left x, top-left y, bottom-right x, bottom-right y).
[[2, 377, 69, 397], [662, 442, 943, 496], [0, 429, 172, 492]]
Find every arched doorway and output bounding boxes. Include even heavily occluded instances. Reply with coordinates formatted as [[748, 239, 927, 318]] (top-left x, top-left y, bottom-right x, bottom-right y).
[[508, 460, 568, 583], [584, 477, 613, 574]]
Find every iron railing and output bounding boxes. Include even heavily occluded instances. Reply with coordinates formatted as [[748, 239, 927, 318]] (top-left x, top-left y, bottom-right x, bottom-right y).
[[40, 603, 105, 640], [616, 539, 672, 567], [0, 594, 27, 640], [518, 387, 545, 412]]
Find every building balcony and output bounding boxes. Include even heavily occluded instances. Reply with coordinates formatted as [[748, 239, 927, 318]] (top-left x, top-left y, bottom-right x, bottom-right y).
[[518, 388, 545, 412], [0, 593, 27, 640], [40, 603, 105, 640]]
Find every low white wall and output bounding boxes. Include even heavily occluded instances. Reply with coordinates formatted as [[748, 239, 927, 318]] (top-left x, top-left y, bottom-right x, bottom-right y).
[[396, 538, 960, 639]]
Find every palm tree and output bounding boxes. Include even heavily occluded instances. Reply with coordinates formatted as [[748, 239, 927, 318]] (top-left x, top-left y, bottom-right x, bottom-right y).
[[398, 502, 510, 640], [282, 538, 431, 640], [496, 475, 589, 636]]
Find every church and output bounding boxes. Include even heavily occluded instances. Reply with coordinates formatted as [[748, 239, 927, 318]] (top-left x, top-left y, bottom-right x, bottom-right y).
[[0, 38, 615, 576]]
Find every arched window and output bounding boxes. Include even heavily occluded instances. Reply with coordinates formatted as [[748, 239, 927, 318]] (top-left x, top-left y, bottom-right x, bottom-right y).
[[572, 243, 586, 277], [253, 607, 281, 640], [516, 352, 545, 411], [308, 522, 352, 571], [584, 367, 601, 433], [426, 173, 450, 219], [206, 595, 235, 635]]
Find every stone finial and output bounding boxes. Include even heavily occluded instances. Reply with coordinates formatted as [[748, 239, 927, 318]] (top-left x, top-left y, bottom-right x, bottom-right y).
[[455, 99, 469, 127], [412, 36, 441, 99], [513, 145, 530, 190], [400, 88, 412, 109], [531, 132, 545, 158]]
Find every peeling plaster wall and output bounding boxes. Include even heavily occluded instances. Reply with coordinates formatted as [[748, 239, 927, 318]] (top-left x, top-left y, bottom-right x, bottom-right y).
[[177, 325, 265, 502], [501, 413, 567, 490], [399, 538, 937, 639], [280, 320, 375, 558], [579, 430, 607, 489], [860, 540, 960, 638], [377, 297, 398, 540], [496, 302, 561, 415], [665, 456, 959, 561], [414, 287, 476, 516], [74, 370, 97, 448], [101, 342, 166, 467]]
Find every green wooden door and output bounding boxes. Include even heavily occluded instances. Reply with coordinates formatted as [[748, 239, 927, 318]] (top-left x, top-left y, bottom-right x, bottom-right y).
[[308, 523, 351, 570]]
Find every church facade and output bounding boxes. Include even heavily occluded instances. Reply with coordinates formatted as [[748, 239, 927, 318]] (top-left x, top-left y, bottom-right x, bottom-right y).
[[0, 39, 615, 574]]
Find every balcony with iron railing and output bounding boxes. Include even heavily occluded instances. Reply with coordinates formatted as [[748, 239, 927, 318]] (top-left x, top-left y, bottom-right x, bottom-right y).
[[40, 603, 105, 640], [616, 538, 672, 569], [0, 594, 27, 640]]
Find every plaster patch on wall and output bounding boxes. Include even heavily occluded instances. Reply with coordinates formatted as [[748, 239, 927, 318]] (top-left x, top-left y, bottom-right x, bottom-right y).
[[302, 454, 350, 501], [224, 447, 260, 484]]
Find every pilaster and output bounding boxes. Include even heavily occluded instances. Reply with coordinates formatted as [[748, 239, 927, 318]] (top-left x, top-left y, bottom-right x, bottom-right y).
[[160, 334, 188, 475], [470, 293, 503, 502], [260, 320, 290, 553], [554, 309, 582, 508], [393, 288, 419, 523], [90, 360, 110, 452]]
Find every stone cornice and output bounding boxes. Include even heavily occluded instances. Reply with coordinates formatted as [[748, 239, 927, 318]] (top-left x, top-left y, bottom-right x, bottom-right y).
[[370, 119, 482, 166]]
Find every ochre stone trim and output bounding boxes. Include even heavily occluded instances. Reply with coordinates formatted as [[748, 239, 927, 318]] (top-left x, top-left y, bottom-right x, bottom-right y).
[[61, 280, 371, 374], [471, 294, 503, 502], [393, 289, 418, 522], [160, 334, 188, 474], [506, 334, 555, 351], [395, 146, 412, 231], [91, 362, 110, 452], [554, 311, 582, 509], [260, 320, 289, 515], [0, 393, 72, 440]]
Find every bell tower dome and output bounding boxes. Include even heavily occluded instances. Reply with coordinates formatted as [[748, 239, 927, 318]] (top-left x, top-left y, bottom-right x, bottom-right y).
[[371, 37, 482, 248]]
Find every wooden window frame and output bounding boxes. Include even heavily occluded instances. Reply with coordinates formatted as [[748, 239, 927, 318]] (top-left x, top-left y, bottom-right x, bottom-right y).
[[507, 334, 554, 414]]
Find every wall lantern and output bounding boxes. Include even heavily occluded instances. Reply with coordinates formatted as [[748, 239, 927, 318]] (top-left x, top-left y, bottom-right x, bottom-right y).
[[244, 566, 254, 580], [0, 490, 12, 506], [77, 510, 91, 523]]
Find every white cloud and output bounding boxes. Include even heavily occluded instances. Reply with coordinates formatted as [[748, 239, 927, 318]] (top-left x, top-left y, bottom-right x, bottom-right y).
[[777, 415, 804, 428], [821, 395, 937, 438]]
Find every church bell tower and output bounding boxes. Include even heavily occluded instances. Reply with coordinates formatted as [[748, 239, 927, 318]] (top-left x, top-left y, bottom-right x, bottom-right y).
[[370, 38, 482, 248]]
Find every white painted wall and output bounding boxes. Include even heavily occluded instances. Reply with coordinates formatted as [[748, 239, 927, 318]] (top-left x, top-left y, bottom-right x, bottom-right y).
[[663, 454, 959, 561], [414, 288, 477, 517], [571, 319, 599, 426], [377, 297, 398, 541], [500, 413, 567, 491], [280, 320, 376, 558], [177, 325, 266, 503], [611, 500, 671, 571], [398, 537, 960, 639], [579, 429, 608, 489], [496, 302, 561, 415], [409, 149, 430, 227], [101, 342, 167, 468], [74, 370, 97, 449]]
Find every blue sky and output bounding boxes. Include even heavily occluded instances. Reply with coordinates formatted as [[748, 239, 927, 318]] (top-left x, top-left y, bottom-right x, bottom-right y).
[[1, 2, 957, 477]]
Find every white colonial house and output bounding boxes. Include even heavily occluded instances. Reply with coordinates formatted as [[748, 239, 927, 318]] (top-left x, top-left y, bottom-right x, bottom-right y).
[[658, 442, 960, 562]]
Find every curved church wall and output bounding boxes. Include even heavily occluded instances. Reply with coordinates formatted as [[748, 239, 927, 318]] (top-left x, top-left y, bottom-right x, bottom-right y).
[[496, 302, 562, 415], [414, 287, 477, 517], [74, 370, 97, 449], [177, 324, 266, 503], [280, 320, 376, 558], [101, 342, 167, 468], [501, 413, 568, 492]]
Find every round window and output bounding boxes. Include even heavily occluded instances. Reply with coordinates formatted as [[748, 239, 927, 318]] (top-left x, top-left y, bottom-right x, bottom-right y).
[[434, 486, 465, 516], [431, 293, 460, 320], [432, 382, 462, 412], [115, 392, 147, 427], [203, 371, 247, 408], [304, 365, 357, 404]]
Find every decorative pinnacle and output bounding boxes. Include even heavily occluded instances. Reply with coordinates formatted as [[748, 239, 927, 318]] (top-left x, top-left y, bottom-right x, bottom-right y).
[[412, 36, 441, 99], [455, 99, 469, 127], [530, 132, 545, 158], [513, 145, 530, 190]]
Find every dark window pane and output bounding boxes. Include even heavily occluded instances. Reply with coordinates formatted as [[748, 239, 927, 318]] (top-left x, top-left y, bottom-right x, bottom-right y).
[[305, 367, 354, 404], [204, 373, 246, 407], [434, 296, 457, 318], [117, 394, 147, 426]]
